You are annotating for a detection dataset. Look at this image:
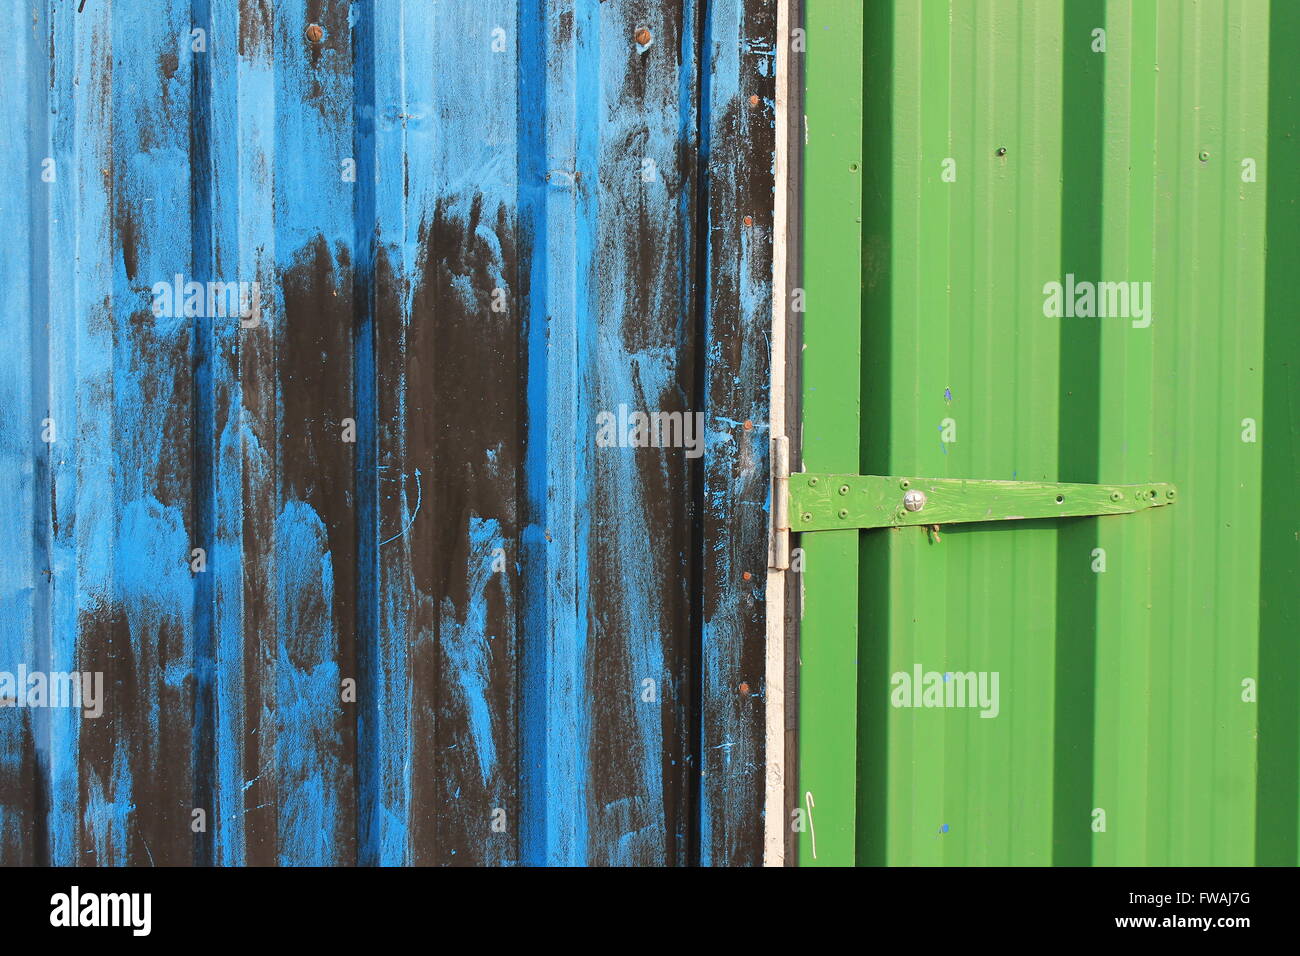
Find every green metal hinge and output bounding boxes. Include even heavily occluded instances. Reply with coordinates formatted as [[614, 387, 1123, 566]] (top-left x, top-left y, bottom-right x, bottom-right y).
[[783, 471, 1177, 534]]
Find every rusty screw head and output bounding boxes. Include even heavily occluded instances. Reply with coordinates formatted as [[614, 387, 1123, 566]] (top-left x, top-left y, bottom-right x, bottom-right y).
[[635, 27, 652, 45], [996, 146, 1007, 156], [743, 215, 753, 227], [749, 94, 760, 106], [306, 23, 324, 43]]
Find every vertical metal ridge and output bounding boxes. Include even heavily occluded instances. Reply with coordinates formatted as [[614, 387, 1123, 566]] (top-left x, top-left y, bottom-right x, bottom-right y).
[[688, 0, 710, 869], [1052, 0, 1105, 867], [516, 0, 551, 869], [780, 0, 806, 869], [764, 0, 791, 859], [1256, 0, 1300, 868], [27, 0, 54, 868], [190, 0, 217, 869], [798, 0, 864, 867], [350, 0, 380, 866]]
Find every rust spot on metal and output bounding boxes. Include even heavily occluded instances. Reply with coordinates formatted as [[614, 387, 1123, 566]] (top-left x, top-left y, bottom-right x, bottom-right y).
[[742, 571, 752, 581], [306, 23, 324, 43], [635, 27, 652, 45]]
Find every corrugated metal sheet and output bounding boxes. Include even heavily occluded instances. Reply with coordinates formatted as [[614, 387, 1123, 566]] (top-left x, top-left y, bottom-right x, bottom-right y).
[[798, 0, 1299, 866], [0, 0, 774, 866]]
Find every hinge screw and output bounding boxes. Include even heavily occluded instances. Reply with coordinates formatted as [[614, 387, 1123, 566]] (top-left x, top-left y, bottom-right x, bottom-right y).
[[838, 509, 849, 519], [306, 23, 324, 42], [801, 512, 813, 523], [903, 489, 927, 512], [899, 478, 911, 489], [838, 484, 849, 496]]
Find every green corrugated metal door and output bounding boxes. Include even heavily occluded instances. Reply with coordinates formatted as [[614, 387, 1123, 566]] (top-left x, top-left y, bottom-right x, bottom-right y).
[[797, 0, 1299, 866]]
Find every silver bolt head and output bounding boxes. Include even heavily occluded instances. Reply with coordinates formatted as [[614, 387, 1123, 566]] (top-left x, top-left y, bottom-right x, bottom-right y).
[[903, 489, 927, 512]]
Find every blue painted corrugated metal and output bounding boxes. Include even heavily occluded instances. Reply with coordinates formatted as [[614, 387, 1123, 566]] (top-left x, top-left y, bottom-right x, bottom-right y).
[[0, 0, 773, 866]]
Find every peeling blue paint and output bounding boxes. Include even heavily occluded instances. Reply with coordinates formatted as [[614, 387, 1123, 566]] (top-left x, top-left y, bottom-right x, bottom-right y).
[[0, 0, 772, 868]]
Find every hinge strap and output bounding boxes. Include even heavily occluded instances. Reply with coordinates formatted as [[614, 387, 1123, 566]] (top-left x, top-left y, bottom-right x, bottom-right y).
[[790, 474, 1177, 532]]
